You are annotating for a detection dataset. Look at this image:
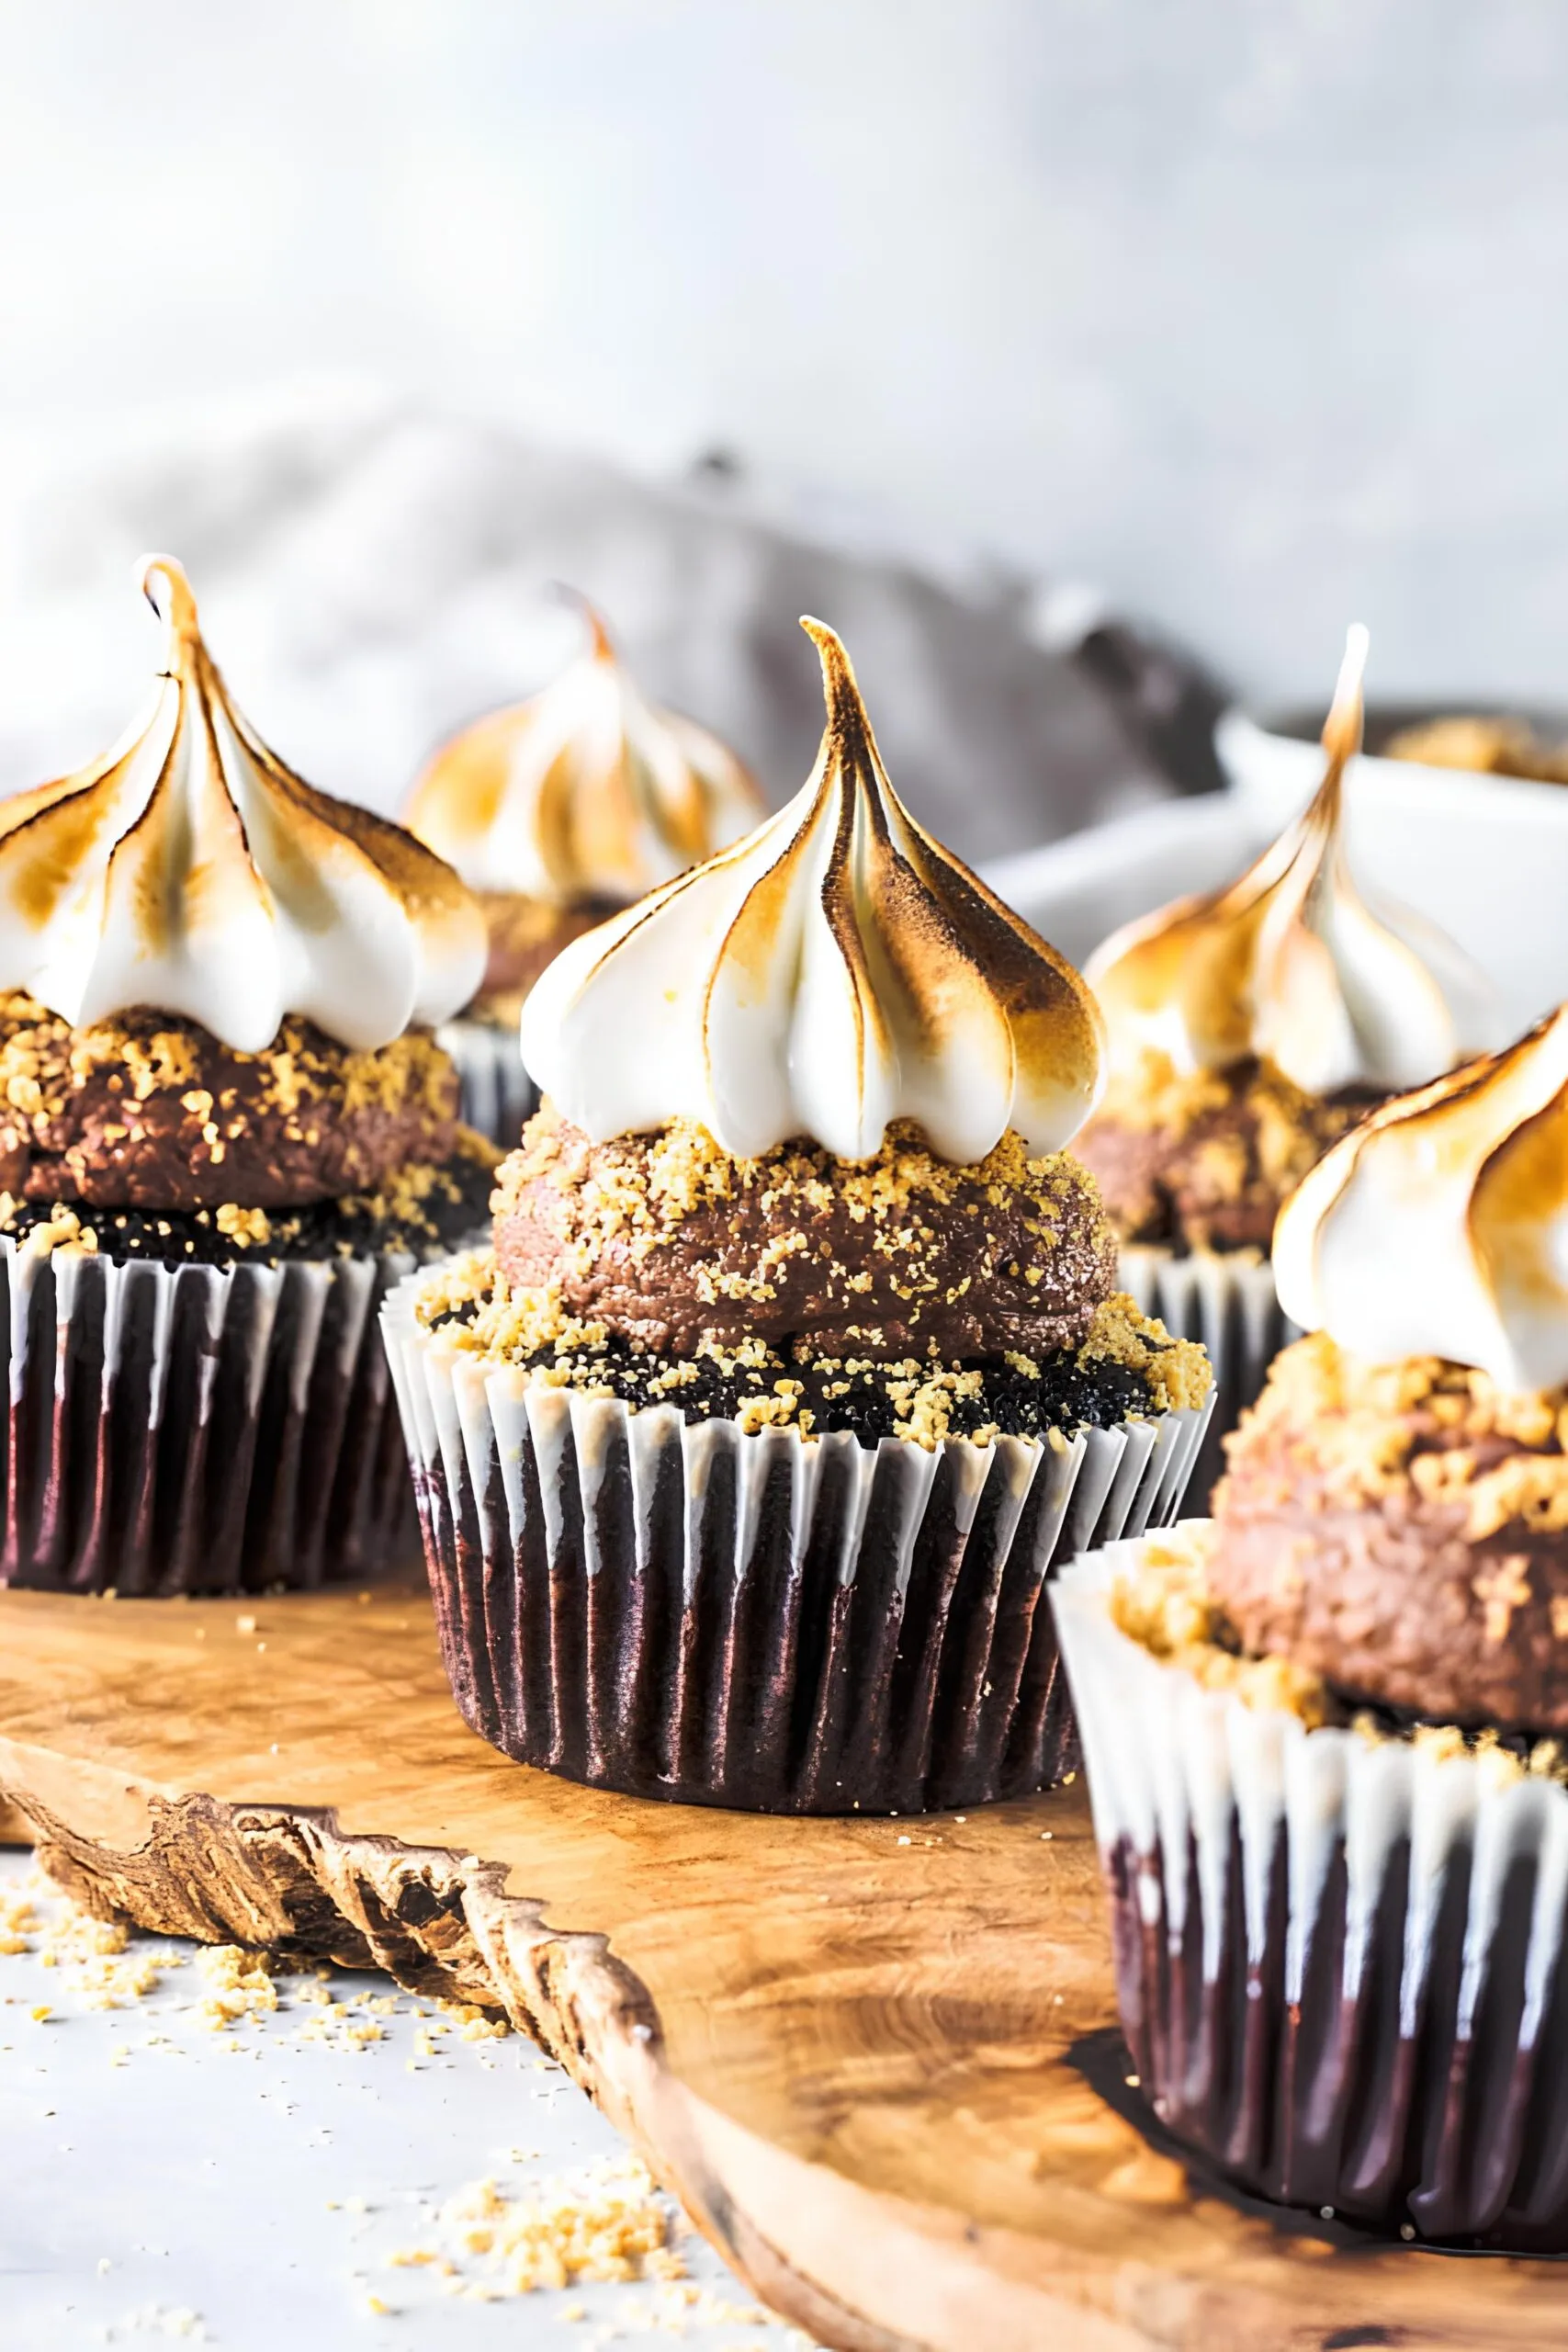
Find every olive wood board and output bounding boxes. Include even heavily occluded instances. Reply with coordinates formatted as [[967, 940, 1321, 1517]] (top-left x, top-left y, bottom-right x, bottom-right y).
[[0, 1582, 1563, 2352]]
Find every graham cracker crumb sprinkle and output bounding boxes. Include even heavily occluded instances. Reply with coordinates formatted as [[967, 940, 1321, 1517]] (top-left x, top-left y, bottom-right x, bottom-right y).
[[1229, 1332, 1568, 1534], [214, 1202, 272, 1248], [1095, 1049, 1328, 1158], [0, 989, 473, 1212], [16, 1202, 97, 1259], [1110, 1525, 1335, 1728], [425, 2156, 686, 2297], [491, 1106, 1117, 1332], [414, 1258, 1207, 1448], [1111, 1527, 1568, 1784], [1079, 1294, 1212, 1412]]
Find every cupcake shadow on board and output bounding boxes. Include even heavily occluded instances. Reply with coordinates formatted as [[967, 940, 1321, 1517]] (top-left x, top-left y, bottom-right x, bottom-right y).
[[383, 617, 1214, 1815], [1075, 625, 1493, 1501], [0, 557, 493, 1596], [1055, 1007, 1568, 2246], [405, 594, 762, 1148]]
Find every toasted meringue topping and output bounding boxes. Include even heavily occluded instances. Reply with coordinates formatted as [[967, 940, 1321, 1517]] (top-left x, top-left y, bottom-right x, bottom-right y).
[[522, 618, 1105, 1164], [1273, 1007, 1568, 1390], [0, 560, 486, 1056], [406, 598, 761, 904], [1088, 628, 1463, 1094]]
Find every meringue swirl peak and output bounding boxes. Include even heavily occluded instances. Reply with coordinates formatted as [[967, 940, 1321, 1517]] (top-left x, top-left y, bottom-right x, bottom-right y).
[[1088, 625, 1464, 1095], [1273, 1005, 1568, 1391], [522, 616, 1105, 1165], [406, 593, 761, 904], [0, 557, 486, 1055]]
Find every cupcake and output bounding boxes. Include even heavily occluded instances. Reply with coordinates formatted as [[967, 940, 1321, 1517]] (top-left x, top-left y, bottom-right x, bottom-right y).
[[1076, 627, 1481, 1487], [405, 597, 761, 1144], [0, 556, 491, 1596], [1055, 1003, 1568, 2245], [383, 618, 1213, 1815]]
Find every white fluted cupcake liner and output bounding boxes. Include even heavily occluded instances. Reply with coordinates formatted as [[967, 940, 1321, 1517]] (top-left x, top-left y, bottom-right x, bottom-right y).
[[381, 1270, 1213, 1814], [1117, 1246, 1292, 1503], [437, 1016, 536, 1148], [0, 1234, 424, 1595], [1054, 1532, 1568, 2247]]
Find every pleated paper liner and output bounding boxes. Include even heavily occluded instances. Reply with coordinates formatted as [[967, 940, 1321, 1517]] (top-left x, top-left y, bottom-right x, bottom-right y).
[[1117, 1245, 1290, 1506], [0, 1234, 426, 1597], [382, 1272, 1213, 1815], [437, 1016, 536, 1149], [1055, 1534, 1568, 2249]]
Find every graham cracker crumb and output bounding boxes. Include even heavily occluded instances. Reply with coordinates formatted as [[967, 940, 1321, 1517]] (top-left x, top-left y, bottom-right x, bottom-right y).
[[1079, 1294, 1212, 1412], [1234, 1333, 1568, 1532], [1110, 1525, 1333, 1728]]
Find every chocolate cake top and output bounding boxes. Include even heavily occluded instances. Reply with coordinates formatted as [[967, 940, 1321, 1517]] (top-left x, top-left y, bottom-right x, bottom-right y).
[[0, 989, 466, 1212], [491, 1103, 1121, 1360], [1208, 1333, 1568, 1733]]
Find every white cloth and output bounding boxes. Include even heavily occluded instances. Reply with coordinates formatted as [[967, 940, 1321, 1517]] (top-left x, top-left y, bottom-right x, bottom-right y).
[[0, 386, 1166, 867]]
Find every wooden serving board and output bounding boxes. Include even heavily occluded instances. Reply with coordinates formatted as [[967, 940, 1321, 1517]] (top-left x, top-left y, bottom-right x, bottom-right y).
[[1, 1584, 1564, 2351]]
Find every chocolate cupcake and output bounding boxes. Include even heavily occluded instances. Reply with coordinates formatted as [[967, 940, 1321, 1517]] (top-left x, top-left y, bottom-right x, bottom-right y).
[[1055, 1004, 1568, 2245], [0, 556, 491, 1595], [1076, 628, 1483, 1488], [405, 597, 761, 1144], [384, 619, 1213, 1815]]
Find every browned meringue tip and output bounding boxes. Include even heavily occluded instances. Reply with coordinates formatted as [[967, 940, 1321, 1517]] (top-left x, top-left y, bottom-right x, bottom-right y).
[[800, 615, 879, 761], [138, 552, 201, 668], [549, 582, 615, 662], [1319, 620, 1369, 775], [800, 611, 853, 691]]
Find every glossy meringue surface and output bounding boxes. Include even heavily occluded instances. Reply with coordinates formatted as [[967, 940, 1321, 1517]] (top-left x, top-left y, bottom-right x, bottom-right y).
[[522, 617, 1105, 1165], [0, 559, 485, 1055], [1273, 1005, 1568, 1391], [1087, 628, 1464, 1095], [406, 600, 761, 904]]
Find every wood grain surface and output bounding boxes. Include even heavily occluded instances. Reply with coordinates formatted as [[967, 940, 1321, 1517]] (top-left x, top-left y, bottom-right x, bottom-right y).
[[0, 1581, 1563, 2351]]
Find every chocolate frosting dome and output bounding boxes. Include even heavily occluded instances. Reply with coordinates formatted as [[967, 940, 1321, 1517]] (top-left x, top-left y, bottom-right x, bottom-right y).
[[406, 597, 761, 904], [0, 558, 486, 1055], [1087, 628, 1464, 1096], [1274, 1004, 1568, 1392], [522, 618, 1105, 1165]]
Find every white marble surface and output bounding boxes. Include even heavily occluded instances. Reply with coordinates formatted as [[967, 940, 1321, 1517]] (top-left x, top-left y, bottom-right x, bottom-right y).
[[0, 1849, 811, 2352]]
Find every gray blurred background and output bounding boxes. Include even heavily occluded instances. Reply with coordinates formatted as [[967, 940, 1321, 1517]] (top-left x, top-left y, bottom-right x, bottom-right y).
[[0, 0, 1562, 845]]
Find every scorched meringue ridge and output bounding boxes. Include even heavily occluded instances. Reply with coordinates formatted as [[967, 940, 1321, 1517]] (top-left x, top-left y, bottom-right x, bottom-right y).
[[0, 558, 486, 1056], [1274, 1005, 1568, 1395], [523, 617, 1106, 1166], [1077, 628, 1475, 1251]]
